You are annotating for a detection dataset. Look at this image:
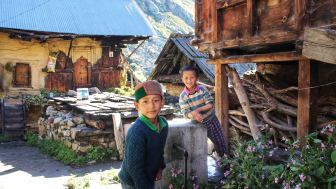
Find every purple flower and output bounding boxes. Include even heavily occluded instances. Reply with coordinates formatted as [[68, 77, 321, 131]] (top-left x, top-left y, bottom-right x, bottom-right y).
[[169, 184, 174, 189], [275, 177, 278, 183]]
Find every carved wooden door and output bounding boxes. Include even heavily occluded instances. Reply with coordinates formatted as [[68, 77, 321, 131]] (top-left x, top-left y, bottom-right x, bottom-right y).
[[74, 56, 91, 87], [15, 63, 29, 86]]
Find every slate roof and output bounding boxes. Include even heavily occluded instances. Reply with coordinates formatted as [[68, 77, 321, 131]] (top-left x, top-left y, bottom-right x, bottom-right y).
[[0, 0, 157, 36], [148, 33, 216, 82]]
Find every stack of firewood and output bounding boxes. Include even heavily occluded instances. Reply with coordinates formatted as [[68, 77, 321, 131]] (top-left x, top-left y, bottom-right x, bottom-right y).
[[226, 68, 336, 147]]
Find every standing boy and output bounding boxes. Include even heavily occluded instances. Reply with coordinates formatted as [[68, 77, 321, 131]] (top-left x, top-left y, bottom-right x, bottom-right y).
[[179, 65, 228, 157], [118, 81, 168, 189]]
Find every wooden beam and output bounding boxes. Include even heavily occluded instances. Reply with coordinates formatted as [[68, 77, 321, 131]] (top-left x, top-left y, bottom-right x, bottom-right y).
[[297, 60, 318, 142], [207, 51, 307, 64], [295, 0, 310, 30], [215, 64, 230, 154], [199, 31, 302, 52], [216, 0, 247, 9], [212, 0, 218, 43], [302, 28, 336, 64], [247, 0, 255, 37]]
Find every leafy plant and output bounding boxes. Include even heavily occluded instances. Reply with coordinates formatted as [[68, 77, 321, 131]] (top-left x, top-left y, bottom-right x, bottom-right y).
[[4, 61, 13, 72], [40, 88, 61, 96], [219, 124, 336, 189], [104, 87, 134, 96], [0, 135, 11, 143], [163, 167, 199, 189], [24, 132, 119, 165], [22, 93, 45, 109], [66, 173, 90, 189]]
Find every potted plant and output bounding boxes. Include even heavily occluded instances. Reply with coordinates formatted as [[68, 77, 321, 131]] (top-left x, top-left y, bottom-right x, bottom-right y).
[[0, 61, 14, 91]]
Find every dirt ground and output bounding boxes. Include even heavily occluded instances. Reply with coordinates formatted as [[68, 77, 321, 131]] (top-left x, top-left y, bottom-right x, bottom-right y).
[[0, 141, 122, 189]]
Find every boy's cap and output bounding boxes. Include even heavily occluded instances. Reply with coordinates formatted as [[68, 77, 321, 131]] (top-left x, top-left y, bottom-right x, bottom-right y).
[[134, 81, 163, 102]]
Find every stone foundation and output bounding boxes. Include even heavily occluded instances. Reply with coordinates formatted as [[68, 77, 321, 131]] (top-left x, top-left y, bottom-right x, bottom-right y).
[[38, 106, 116, 156]]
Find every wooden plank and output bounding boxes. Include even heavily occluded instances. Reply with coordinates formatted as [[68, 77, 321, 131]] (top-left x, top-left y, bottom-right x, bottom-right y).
[[112, 113, 125, 161], [3, 131, 25, 139], [74, 56, 88, 86], [216, 0, 246, 9], [200, 31, 302, 52], [310, 0, 336, 28], [215, 64, 230, 153], [297, 60, 318, 143], [4, 117, 24, 123], [212, 0, 218, 43], [247, 0, 255, 37], [295, 0, 310, 30], [4, 111, 23, 117], [302, 28, 336, 64], [4, 99, 22, 104], [4, 123, 25, 130], [207, 51, 306, 64]]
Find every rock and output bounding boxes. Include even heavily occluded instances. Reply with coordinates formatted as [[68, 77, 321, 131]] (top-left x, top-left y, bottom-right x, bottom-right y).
[[65, 113, 73, 119], [58, 127, 62, 134], [90, 136, 105, 143], [104, 137, 109, 143], [99, 142, 108, 149], [68, 89, 77, 96], [46, 106, 56, 115], [67, 120, 76, 128], [48, 117, 55, 123], [111, 157, 118, 161], [89, 87, 101, 94], [208, 140, 215, 155], [109, 141, 116, 149], [65, 140, 72, 148], [73, 117, 85, 125], [57, 112, 66, 117], [72, 143, 79, 151], [77, 123, 86, 127], [87, 160, 96, 165], [62, 130, 71, 137], [54, 117, 65, 125], [74, 140, 89, 145], [77, 144, 92, 153], [47, 124, 51, 130]]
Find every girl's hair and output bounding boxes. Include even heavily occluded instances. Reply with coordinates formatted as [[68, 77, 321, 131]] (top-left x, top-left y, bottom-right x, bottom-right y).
[[181, 65, 199, 78]]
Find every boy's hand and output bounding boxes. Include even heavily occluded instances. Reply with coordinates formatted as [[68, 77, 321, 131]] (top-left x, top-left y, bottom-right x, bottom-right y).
[[155, 169, 162, 181], [187, 111, 203, 122], [195, 113, 203, 122]]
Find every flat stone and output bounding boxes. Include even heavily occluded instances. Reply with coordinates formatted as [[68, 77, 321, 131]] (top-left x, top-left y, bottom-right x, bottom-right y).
[[57, 112, 66, 117], [62, 130, 71, 137], [77, 123, 86, 127], [74, 140, 89, 146], [67, 120, 76, 127], [65, 140, 72, 148], [48, 117, 55, 123], [46, 106, 56, 116], [73, 117, 85, 125], [90, 136, 105, 143]]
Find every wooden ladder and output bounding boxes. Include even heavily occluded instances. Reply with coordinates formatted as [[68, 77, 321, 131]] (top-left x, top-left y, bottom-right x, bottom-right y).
[[1, 97, 27, 140]]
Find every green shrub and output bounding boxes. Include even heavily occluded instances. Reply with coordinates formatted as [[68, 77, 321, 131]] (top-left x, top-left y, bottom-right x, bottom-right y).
[[24, 132, 119, 165], [22, 93, 45, 109], [104, 87, 134, 96], [0, 135, 11, 143], [4, 62, 13, 72], [219, 124, 336, 189]]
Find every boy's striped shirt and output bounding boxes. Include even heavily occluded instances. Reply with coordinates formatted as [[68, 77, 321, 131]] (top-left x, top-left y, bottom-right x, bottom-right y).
[[179, 85, 216, 123]]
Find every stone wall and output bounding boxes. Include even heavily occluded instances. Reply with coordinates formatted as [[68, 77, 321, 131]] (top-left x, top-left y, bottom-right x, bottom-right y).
[[38, 106, 116, 156]]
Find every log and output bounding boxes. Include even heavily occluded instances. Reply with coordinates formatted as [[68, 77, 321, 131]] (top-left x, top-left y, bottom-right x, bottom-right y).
[[229, 110, 246, 116], [319, 106, 336, 118], [85, 119, 105, 130], [230, 115, 249, 127], [287, 115, 297, 141], [225, 66, 262, 139], [317, 121, 336, 130], [262, 112, 297, 132], [302, 28, 336, 64], [70, 127, 113, 139], [318, 96, 336, 106], [112, 113, 125, 161]]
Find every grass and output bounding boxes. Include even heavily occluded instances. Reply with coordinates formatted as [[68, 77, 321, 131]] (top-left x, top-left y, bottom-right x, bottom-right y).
[[0, 135, 11, 143], [24, 132, 119, 165], [66, 174, 90, 189]]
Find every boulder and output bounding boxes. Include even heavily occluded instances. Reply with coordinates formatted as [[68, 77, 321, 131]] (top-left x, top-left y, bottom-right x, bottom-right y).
[[46, 106, 56, 116], [109, 141, 116, 149], [89, 87, 102, 94], [65, 112, 73, 119], [68, 90, 77, 96], [65, 120, 76, 129], [72, 143, 79, 151], [65, 140, 72, 149], [77, 144, 92, 153], [62, 130, 71, 137], [57, 112, 66, 117], [54, 117, 65, 126], [73, 117, 85, 125]]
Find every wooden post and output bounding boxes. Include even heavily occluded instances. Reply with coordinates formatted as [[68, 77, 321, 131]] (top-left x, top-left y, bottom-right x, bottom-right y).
[[215, 64, 230, 154], [297, 60, 318, 142], [247, 0, 255, 37], [295, 0, 310, 30], [212, 0, 218, 43]]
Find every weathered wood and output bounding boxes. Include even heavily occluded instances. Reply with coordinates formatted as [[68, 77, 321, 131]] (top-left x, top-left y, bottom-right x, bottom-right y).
[[112, 113, 125, 161], [4, 117, 24, 123], [317, 120, 336, 130], [297, 59, 318, 141], [4, 123, 25, 130], [229, 110, 246, 116], [247, 0, 255, 37], [302, 28, 336, 64], [229, 118, 251, 131], [215, 64, 230, 152], [230, 115, 249, 127], [295, 0, 310, 30], [262, 112, 297, 132], [200, 31, 302, 52], [225, 66, 262, 139], [212, 0, 218, 43], [15, 63, 29, 86], [85, 119, 105, 130], [216, 0, 246, 9], [207, 52, 306, 64]]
